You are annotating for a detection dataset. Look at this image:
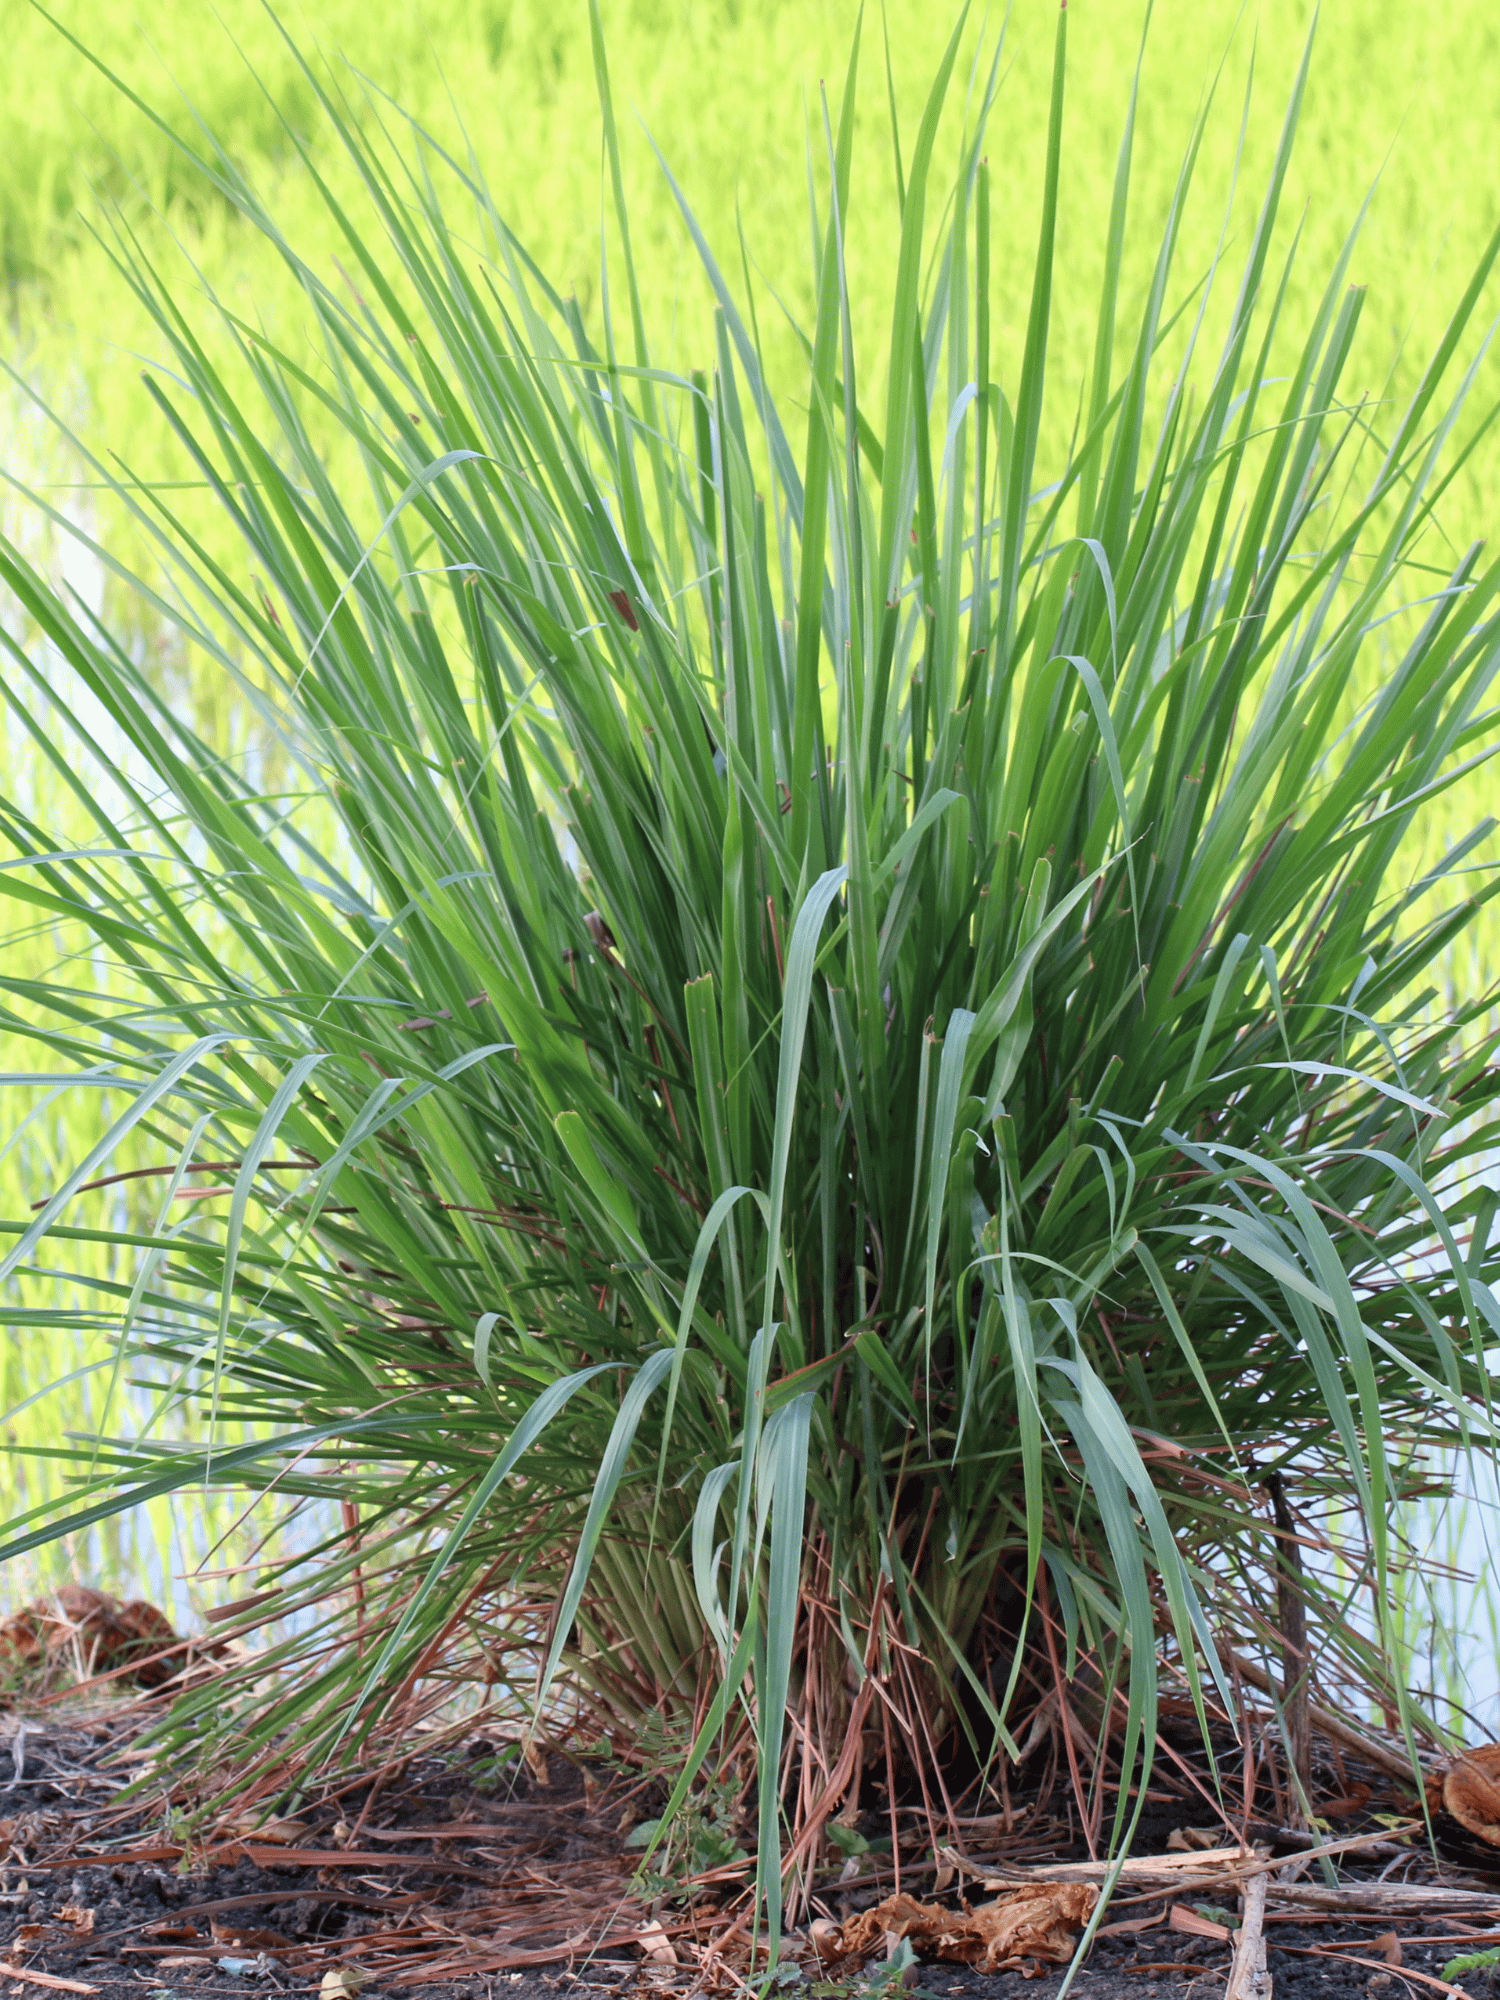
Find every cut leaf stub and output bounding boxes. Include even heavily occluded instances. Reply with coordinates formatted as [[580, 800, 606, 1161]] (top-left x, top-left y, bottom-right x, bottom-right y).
[[830, 1883, 1098, 1971]]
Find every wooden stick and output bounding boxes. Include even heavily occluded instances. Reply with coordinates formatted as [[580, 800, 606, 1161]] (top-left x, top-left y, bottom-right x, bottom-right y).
[[1225, 1867, 1271, 2000], [966, 1842, 1253, 1885], [967, 1825, 1416, 1889], [1264, 1473, 1310, 1822], [1270, 1884, 1500, 1918]]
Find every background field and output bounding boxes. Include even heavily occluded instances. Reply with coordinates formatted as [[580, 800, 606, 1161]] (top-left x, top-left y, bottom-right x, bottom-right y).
[[3, 0, 1499, 1720]]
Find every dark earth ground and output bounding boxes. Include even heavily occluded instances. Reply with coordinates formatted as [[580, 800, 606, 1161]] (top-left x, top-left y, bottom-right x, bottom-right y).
[[4, 1704, 1500, 2000]]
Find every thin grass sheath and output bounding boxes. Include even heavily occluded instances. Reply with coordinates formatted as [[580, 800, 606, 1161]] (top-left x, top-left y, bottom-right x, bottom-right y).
[[2, 0, 1500, 1948]]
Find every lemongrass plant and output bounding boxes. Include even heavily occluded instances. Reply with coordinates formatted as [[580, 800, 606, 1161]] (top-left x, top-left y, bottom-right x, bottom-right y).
[[3, 0, 1500, 1938]]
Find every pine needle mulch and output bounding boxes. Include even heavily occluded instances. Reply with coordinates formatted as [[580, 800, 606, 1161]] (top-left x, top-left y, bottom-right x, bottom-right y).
[[7, 1683, 1500, 2000]]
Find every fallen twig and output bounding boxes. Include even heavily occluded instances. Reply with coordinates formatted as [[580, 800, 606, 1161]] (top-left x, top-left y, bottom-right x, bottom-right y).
[[1258, 1824, 1411, 1862], [240, 1842, 488, 1875], [959, 1842, 1254, 1887], [967, 1825, 1419, 1891], [1268, 1884, 1500, 1918], [1225, 1866, 1270, 2000]]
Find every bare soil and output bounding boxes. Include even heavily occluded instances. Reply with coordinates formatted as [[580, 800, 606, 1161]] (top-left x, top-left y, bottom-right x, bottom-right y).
[[3, 1703, 1499, 2000]]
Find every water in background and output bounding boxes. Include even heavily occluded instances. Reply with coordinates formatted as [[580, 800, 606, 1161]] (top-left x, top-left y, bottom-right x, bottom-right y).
[[0, 416, 343, 1638], [1395, 1452, 1500, 1741]]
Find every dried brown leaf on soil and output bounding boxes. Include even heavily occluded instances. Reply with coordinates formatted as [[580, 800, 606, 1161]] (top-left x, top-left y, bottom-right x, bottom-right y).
[[209, 1921, 294, 1950], [320, 1969, 373, 2000], [831, 1882, 1098, 1972], [0, 1588, 182, 1689], [1170, 1905, 1233, 1942], [637, 1920, 678, 1966], [1437, 1744, 1500, 1845], [217, 1813, 309, 1844]]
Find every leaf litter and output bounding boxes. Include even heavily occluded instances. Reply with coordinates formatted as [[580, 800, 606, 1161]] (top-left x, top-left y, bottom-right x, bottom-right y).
[[7, 1692, 1500, 2000], [820, 1883, 1099, 1973]]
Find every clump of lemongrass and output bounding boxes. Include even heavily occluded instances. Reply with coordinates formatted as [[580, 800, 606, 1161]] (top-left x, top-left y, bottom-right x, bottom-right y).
[[3, 0, 1500, 1953]]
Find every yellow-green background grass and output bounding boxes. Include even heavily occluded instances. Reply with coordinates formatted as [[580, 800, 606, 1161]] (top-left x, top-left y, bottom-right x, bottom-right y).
[[3, 0, 1498, 1658]]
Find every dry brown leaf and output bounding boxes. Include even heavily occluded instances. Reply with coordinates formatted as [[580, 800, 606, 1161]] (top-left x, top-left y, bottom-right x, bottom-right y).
[[219, 1814, 308, 1845], [1443, 1745, 1500, 1846], [209, 1922, 292, 1950], [56, 1908, 94, 1940], [636, 1922, 677, 1968], [0, 1587, 183, 1689], [1170, 1904, 1232, 1942], [0, 1613, 47, 1673], [1372, 1931, 1403, 1968], [834, 1883, 1097, 1972], [1320, 1785, 1372, 1818], [320, 1970, 372, 2000], [809, 1920, 842, 1966]]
